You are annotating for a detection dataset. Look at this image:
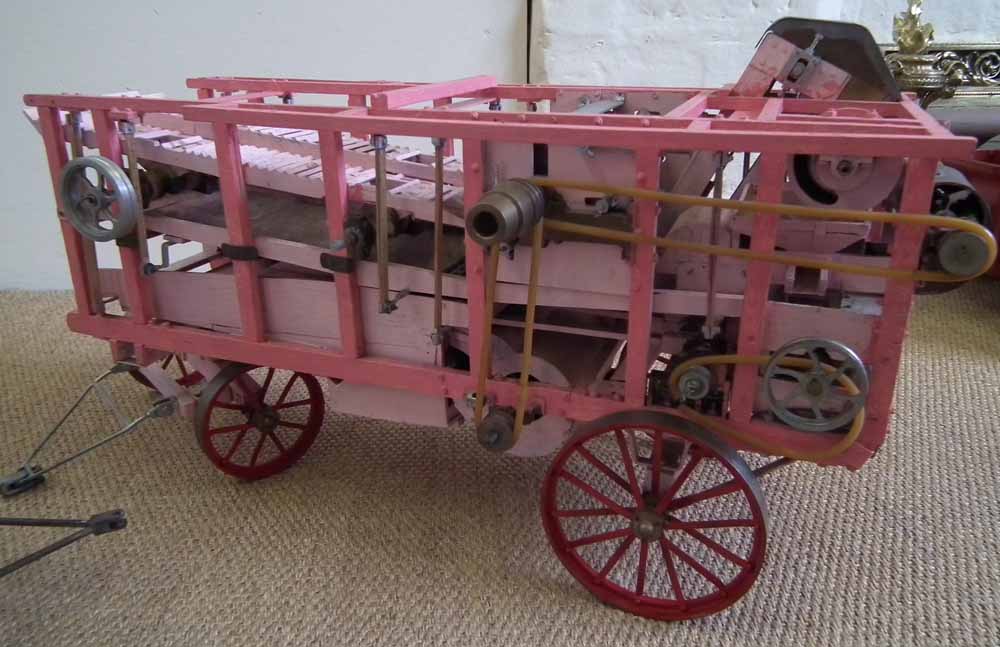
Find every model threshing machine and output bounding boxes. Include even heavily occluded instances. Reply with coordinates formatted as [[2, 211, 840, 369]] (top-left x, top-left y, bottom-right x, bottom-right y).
[[4, 19, 996, 619]]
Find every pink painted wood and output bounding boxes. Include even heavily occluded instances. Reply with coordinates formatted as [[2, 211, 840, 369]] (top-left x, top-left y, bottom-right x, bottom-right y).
[[624, 148, 662, 405], [26, 77, 975, 472], [91, 109, 152, 324], [212, 121, 267, 342], [370, 76, 497, 111], [729, 154, 788, 423], [319, 130, 365, 358], [854, 158, 937, 455], [37, 107, 95, 315], [463, 139, 486, 382]]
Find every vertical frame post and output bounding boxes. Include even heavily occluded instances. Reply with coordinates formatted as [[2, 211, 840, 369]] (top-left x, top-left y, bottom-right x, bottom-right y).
[[319, 130, 365, 358], [463, 139, 487, 381], [37, 107, 96, 315], [92, 109, 152, 324], [729, 153, 787, 422], [624, 148, 662, 406], [212, 121, 267, 342], [857, 158, 937, 451]]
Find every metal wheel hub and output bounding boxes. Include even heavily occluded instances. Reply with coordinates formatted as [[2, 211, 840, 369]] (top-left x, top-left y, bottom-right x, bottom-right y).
[[251, 407, 280, 433], [630, 508, 665, 541]]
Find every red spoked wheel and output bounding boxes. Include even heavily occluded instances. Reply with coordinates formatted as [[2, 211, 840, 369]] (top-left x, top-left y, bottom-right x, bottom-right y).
[[194, 363, 324, 480], [130, 354, 204, 390], [541, 410, 767, 621]]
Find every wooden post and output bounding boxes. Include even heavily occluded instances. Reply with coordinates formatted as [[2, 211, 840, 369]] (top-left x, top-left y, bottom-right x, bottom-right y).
[[463, 139, 486, 380], [856, 158, 937, 451], [730, 154, 787, 422], [92, 109, 152, 324], [37, 107, 96, 315], [624, 148, 662, 405], [319, 130, 365, 358], [212, 121, 267, 342]]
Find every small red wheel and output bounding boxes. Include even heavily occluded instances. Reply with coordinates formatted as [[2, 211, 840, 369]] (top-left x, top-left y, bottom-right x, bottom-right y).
[[130, 354, 204, 390], [194, 363, 324, 480], [541, 410, 767, 621]]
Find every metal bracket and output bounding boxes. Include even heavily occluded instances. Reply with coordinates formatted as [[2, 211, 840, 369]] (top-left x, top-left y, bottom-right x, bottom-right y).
[[0, 510, 127, 579], [219, 243, 260, 261], [1, 364, 177, 497], [319, 252, 356, 274]]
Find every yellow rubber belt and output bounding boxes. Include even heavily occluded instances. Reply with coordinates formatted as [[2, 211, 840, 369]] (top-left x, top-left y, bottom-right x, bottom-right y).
[[474, 178, 995, 459], [531, 178, 998, 283], [669, 355, 863, 462]]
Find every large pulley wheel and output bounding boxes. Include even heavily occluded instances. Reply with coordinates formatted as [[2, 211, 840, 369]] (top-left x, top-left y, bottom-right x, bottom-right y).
[[59, 156, 140, 242], [195, 363, 324, 480], [763, 338, 869, 433], [541, 410, 767, 621]]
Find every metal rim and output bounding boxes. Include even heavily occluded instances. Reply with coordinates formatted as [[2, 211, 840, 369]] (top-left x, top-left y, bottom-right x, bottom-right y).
[[540, 410, 767, 621], [59, 156, 140, 242], [194, 363, 324, 480], [763, 338, 869, 433]]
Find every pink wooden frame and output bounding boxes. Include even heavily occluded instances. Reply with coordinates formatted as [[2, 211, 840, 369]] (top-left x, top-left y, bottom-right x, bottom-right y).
[[24, 76, 978, 470]]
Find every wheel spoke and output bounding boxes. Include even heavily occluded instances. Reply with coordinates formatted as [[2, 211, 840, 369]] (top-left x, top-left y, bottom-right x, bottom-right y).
[[668, 476, 742, 512], [614, 430, 643, 505], [663, 538, 726, 590], [556, 507, 626, 518], [208, 423, 251, 436], [274, 374, 298, 406], [650, 432, 664, 495], [597, 535, 634, 578], [635, 539, 649, 596], [666, 518, 757, 530], [576, 445, 632, 494], [274, 398, 313, 410], [223, 427, 251, 461], [559, 470, 633, 518], [259, 368, 276, 403], [659, 540, 685, 602], [268, 431, 288, 455], [682, 528, 751, 568], [654, 453, 702, 514], [568, 528, 631, 549], [772, 367, 805, 382], [248, 434, 267, 467], [810, 402, 826, 420], [277, 421, 308, 431]]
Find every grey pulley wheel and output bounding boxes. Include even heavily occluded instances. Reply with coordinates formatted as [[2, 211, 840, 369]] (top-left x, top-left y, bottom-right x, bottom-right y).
[[763, 338, 869, 433], [59, 156, 140, 242]]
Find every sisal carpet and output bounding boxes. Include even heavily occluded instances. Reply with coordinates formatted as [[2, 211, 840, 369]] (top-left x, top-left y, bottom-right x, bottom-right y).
[[0, 285, 998, 646]]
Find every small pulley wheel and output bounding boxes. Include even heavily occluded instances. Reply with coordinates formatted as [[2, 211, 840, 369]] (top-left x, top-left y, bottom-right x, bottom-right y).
[[59, 156, 140, 242], [763, 338, 869, 433]]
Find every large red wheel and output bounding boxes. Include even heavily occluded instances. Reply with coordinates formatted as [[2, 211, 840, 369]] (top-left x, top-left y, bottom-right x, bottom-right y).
[[194, 363, 324, 480], [541, 410, 767, 621]]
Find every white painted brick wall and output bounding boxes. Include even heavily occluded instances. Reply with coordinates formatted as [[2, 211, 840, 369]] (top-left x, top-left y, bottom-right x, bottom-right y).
[[532, 0, 1000, 86]]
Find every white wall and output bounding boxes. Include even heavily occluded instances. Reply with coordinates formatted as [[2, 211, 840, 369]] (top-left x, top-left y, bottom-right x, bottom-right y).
[[531, 0, 999, 86], [0, 1, 526, 289]]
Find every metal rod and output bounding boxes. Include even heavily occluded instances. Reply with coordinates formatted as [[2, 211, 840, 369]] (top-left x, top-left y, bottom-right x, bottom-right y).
[[0, 517, 89, 529], [474, 244, 501, 424], [20, 367, 117, 469], [372, 134, 391, 312], [0, 528, 93, 579], [512, 222, 544, 443], [431, 137, 445, 343], [66, 111, 84, 159], [705, 153, 725, 335], [36, 398, 175, 478]]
